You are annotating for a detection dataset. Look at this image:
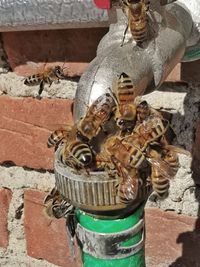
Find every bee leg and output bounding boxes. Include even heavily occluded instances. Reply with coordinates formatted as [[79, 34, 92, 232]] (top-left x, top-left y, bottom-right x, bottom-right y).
[[145, 1, 150, 11], [54, 78, 60, 85], [36, 80, 44, 99], [121, 24, 128, 47], [48, 80, 53, 87]]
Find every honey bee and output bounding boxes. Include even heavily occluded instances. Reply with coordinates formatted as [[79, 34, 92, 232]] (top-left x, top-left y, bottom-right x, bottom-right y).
[[136, 100, 151, 123], [121, 0, 150, 46], [112, 156, 139, 203], [47, 125, 73, 150], [105, 136, 147, 170], [134, 115, 169, 146], [24, 63, 67, 99], [77, 93, 116, 142], [113, 72, 142, 134], [94, 151, 115, 172], [44, 187, 74, 219], [58, 139, 93, 171], [147, 148, 178, 198]]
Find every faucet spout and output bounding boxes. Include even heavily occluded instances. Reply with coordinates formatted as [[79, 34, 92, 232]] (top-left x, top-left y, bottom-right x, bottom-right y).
[[74, 0, 193, 120]]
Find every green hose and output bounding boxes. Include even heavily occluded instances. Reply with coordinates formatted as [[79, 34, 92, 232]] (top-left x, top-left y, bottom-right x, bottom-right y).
[[76, 204, 145, 267]]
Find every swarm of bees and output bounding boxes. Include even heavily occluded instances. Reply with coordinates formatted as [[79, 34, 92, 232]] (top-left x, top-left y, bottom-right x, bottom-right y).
[[44, 71, 190, 221]]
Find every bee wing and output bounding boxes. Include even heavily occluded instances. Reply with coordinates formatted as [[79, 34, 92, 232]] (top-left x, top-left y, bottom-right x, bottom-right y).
[[121, 174, 139, 201], [45, 123, 74, 132], [26, 61, 38, 67], [164, 145, 191, 157], [113, 157, 139, 201], [25, 61, 46, 75], [147, 157, 176, 179]]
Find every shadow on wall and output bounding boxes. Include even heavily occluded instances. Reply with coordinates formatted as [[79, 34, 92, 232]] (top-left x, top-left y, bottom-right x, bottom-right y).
[[1, 28, 108, 76], [158, 80, 200, 267]]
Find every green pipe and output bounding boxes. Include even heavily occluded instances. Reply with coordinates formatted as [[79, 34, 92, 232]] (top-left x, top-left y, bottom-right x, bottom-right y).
[[76, 204, 145, 267]]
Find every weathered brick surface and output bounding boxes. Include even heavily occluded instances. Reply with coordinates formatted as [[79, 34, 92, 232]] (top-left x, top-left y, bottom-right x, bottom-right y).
[[0, 188, 12, 248], [23, 194, 200, 267], [24, 190, 81, 267], [192, 118, 200, 185], [145, 208, 200, 267], [0, 96, 73, 170], [2, 28, 108, 77]]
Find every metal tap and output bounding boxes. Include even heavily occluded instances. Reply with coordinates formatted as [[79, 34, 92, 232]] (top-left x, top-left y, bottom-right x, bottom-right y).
[[74, 0, 194, 120]]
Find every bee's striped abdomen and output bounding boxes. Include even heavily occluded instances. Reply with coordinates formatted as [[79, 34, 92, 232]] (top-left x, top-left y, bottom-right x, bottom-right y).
[[47, 130, 67, 148], [151, 166, 170, 198], [70, 141, 93, 167], [117, 73, 135, 104], [129, 145, 145, 168], [24, 74, 42, 86], [61, 141, 93, 169], [131, 25, 147, 43]]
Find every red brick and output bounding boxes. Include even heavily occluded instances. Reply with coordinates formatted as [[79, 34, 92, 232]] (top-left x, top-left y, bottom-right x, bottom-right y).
[[0, 188, 12, 248], [2, 28, 108, 77], [192, 118, 200, 185], [0, 96, 73, 170], [145, 207, 199, 266], [24, 190, 81, 267]]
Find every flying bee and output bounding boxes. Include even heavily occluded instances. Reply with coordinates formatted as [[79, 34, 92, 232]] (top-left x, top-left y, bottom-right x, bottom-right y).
[[24, 62, 67, 99], [47, 125, 73, 150], [58, 139, 93, 171], [111, 156, 139, 203], [43, 187, 74, 219], [113, 72, 143, 135], [76, 93, 116, 142], [121, 0, 150, 46]]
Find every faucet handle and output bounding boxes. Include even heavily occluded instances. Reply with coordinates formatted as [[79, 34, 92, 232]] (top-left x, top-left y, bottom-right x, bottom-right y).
[[94, 0, 111, 9]]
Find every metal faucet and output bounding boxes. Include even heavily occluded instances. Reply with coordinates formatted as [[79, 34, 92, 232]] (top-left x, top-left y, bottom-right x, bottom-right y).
[[74, 0, 195, 120]]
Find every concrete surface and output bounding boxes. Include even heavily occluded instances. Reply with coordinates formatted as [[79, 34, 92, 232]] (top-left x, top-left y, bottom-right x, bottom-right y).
[[0, 72, 77, 99]]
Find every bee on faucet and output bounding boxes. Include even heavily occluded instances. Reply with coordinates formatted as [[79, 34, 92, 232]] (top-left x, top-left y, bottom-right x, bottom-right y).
[[121, 0, 150, 46]]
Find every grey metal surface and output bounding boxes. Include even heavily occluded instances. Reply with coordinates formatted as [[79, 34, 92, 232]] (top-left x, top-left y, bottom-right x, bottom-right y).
[[0, 0, 109, 31], [54, 146, 151, 215], [74, 0, 193, 120], [76, 218, 144, 259]]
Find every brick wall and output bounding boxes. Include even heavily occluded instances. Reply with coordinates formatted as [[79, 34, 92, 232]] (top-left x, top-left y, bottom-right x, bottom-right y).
[[0, 27, 200, 267]]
